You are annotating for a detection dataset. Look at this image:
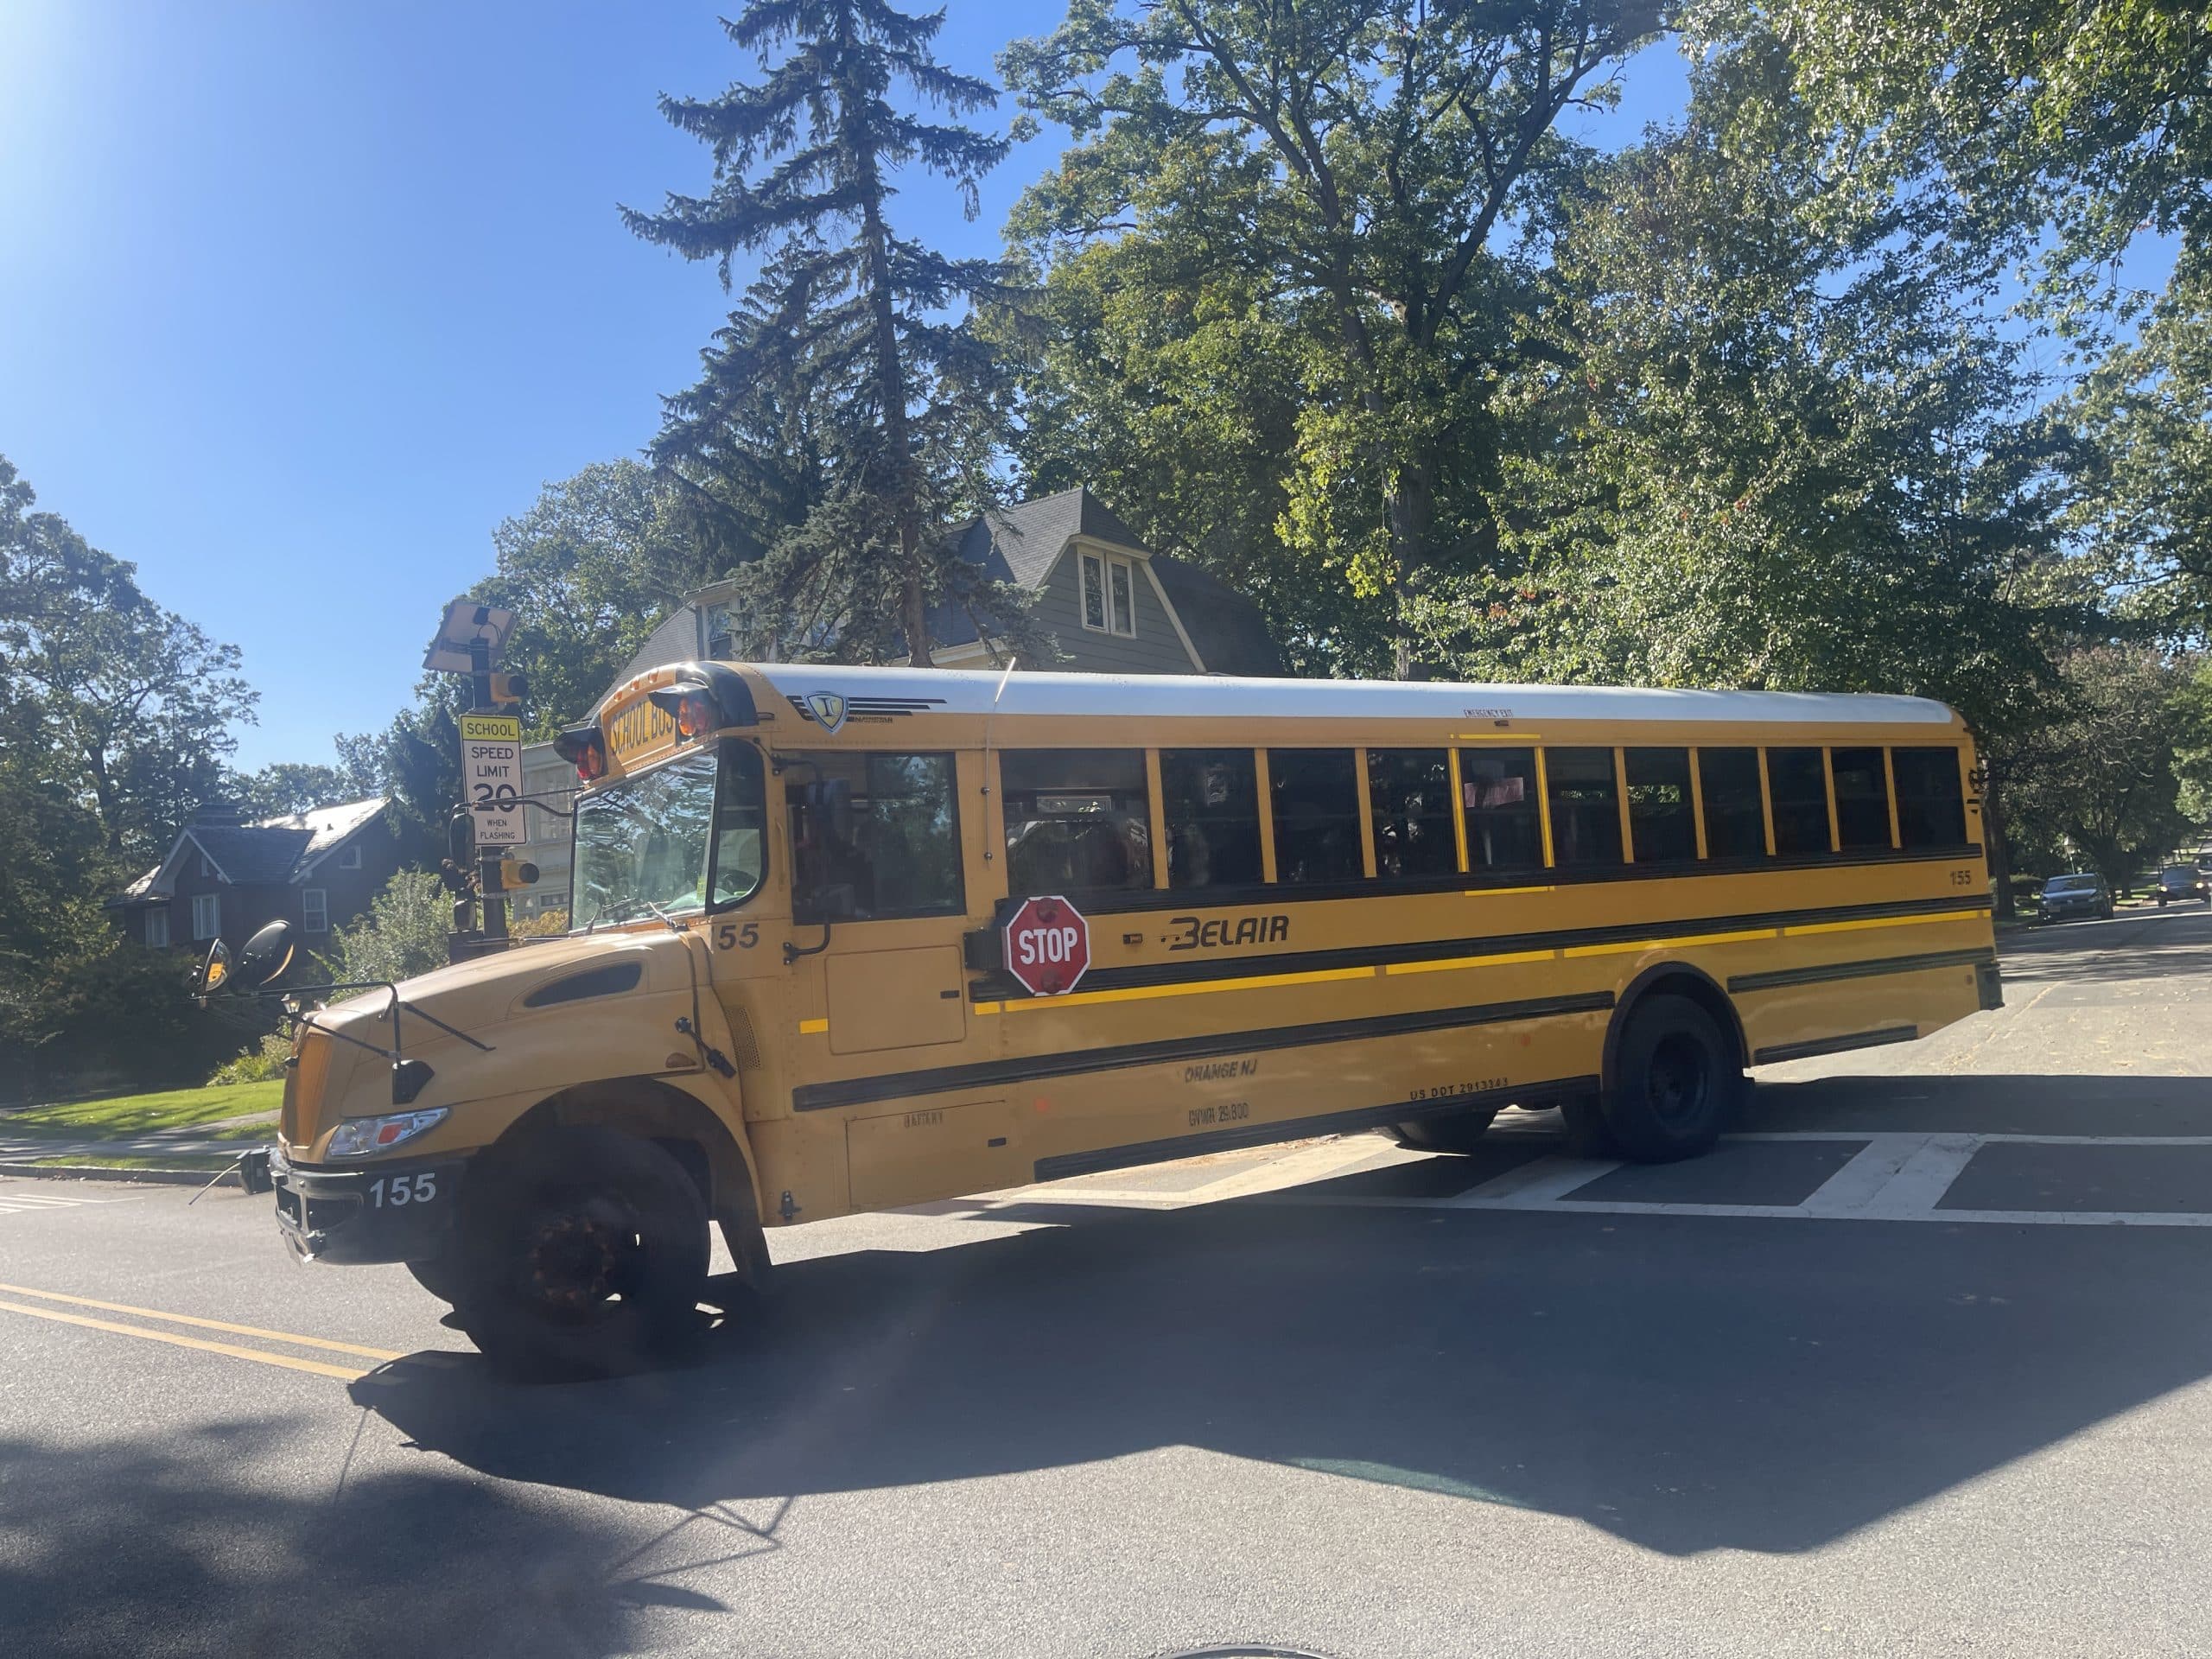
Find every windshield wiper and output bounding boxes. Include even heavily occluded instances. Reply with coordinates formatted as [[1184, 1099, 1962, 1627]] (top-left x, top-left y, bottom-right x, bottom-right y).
[[586, 891, 682, 935]]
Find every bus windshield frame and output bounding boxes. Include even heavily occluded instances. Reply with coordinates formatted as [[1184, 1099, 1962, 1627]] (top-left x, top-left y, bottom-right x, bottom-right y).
[[569, 740, 767, 932]]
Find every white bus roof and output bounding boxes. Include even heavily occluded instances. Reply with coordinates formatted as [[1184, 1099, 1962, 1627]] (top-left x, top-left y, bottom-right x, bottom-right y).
[[746, 664, 1958, 727]]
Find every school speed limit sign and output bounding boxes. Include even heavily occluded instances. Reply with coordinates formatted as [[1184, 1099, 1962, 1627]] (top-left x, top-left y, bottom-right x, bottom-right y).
[[1002, 894, 1090, 996], [459, 713, 525, 846]]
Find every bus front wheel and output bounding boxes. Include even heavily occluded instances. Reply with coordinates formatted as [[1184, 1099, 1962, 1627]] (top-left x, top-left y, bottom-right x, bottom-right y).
[[452, 1125, 709, 1382], [1601, 995, 1741, 1163]]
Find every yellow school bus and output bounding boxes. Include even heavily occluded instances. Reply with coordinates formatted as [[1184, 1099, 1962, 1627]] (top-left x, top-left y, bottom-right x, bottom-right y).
[[264, 662, 1999, 1377]]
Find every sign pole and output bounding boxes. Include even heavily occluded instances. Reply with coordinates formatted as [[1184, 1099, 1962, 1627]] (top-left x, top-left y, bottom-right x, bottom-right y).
[[467, 638, 508, 943]]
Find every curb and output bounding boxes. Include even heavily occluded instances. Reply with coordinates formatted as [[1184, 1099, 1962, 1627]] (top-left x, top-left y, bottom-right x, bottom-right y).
[[0, 1160, 242, 1187]]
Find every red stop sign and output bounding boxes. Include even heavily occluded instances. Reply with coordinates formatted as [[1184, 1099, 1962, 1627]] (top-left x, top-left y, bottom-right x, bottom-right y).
[[1003, 894, 1090, 996]]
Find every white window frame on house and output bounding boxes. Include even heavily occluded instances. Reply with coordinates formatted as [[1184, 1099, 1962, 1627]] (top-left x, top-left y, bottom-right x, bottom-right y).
[[302, 889, 328, 933], [339, 844, 363, 870], [191, 893, 220, 941], [144, 909, 169, 949], [1079, 549, 1138, 638]]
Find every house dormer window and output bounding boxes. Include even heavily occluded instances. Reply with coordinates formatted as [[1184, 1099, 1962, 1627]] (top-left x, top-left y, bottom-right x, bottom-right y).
[[340, 844, 363, 870], [1080, 550, 1136, 637]]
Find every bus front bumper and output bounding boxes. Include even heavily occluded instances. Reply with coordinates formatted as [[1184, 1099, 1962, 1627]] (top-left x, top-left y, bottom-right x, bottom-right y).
[[271, 1146, 468, 1266]]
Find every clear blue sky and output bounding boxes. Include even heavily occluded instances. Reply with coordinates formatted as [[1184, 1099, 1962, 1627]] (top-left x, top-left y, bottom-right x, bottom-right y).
[[0, 2, 1687, 773]]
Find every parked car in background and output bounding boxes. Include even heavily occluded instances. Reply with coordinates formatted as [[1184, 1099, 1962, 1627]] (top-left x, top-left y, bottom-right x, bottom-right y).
[[2156, 866, 2209, 906], [2039, 872, 2113, 922]]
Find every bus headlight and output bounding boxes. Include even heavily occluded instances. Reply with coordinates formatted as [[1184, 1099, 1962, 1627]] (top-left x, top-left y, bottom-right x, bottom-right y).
[[326, 1108, 449, 1160]]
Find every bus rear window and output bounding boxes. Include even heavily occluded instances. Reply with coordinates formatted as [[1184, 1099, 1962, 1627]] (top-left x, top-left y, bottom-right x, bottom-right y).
[[1162, 749, 1262, 889], [1269, 750, 1363, 884], [1546, 748, 1624, 866], [1369, 749, 1456, 880], [1001, 750, 1152, 893], [1697, 747, 1766, 859], [1461, 747, 1541, 870], [1768, 747, 1833, 855], [1624, 748, 1695, 863], [1891, 747, 1967, 848]]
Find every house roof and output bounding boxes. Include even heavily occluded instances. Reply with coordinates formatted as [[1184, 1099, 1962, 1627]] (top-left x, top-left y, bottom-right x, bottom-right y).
[[1148, 558, 1287, 677], [111, 797, 388, 906]]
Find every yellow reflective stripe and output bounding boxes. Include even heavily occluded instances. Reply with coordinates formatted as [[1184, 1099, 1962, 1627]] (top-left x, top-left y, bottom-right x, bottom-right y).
[[1782, 909, 1983, 937], [970, 909, 1986, 1012], [1462, 886, 1555, 898], [1385, 947, 1557, 977], [798, 1017, 830, 1035]]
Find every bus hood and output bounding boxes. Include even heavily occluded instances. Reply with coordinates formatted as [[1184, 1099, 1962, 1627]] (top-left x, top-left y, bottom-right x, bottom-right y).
[[310, 931, 693, 1057]]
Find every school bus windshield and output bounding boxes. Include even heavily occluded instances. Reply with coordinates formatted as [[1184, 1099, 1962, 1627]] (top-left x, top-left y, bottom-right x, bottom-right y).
[[570, 743, 765, 930]]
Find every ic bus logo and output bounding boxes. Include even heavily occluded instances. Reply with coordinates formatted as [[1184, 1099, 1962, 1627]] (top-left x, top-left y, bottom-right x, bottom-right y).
[[804, 692, 848, 733]]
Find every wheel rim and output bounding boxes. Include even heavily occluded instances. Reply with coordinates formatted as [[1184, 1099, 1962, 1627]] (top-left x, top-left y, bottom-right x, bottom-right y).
[[1644, 1033, 1711, 1128], [517, 1196, 642, 1321]]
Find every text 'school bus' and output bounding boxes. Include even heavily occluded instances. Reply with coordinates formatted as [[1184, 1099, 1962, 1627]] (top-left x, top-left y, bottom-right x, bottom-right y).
[[268, 663, 1999, 1376]]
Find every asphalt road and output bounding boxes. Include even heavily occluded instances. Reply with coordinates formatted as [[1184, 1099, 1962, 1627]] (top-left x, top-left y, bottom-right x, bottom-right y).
[[5, 906, 2212, 1658]]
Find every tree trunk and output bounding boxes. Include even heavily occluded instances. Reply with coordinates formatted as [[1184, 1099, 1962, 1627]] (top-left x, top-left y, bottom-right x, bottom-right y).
[[1982, 772, 2014, 920], [1385, 463, 1436, 681]]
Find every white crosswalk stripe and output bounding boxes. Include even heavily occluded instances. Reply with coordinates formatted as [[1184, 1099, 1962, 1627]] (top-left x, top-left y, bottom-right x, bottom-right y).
[[0, 1186, 130, 1217]]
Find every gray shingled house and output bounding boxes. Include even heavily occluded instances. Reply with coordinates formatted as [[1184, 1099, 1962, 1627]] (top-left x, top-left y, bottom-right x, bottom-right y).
[[596, 487, 1282, 706]]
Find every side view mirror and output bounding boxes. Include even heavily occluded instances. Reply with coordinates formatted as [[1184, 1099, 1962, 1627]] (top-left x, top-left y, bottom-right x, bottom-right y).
[[234, 919, 298, 989], [194, 938, 232, 1002]]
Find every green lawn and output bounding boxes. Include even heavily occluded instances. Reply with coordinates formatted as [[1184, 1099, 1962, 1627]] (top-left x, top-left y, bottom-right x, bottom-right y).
[[23, 1152, 238, 1173], [0, 1079, 282, 1139]]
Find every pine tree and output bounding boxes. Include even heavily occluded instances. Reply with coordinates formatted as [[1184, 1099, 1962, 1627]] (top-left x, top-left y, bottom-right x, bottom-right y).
[[626, 0, 1025, 666]]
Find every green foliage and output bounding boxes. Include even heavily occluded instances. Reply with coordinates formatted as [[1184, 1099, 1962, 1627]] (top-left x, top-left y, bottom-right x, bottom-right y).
[[1004, 0, 1664, 675], [0, 454, 257, 864], [1712, 0, 2212, 310], [1444, 42, 2085, 741], [207, 1030, 296, 1086], [334, 680, 467, 869], [470, 461, 717, 735], [626, 0, 1033, 665], [1999, 644, 2202, 888], [2065, 272, 2212, 632], [318, 870, 451, 987], [230, 762, 357, 820]]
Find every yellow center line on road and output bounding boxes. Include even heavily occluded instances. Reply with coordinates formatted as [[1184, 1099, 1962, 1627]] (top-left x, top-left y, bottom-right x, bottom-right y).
[[0, 1281, 402, 1362], [0, 1299, 369, 1381]]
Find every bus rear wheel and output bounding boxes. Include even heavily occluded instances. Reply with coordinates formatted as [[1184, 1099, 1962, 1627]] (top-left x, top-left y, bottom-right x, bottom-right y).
[[1600, 995, 1741, 1163], [452, 1125, 709, 1382], [1384, 1109, 1499, 1154]]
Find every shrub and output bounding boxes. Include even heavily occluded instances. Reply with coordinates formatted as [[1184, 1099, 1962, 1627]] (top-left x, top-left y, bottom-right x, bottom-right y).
[[207, 1030, 294, 1085]]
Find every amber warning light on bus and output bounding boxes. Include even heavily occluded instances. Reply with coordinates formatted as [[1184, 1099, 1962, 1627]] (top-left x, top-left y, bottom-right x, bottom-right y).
[[553, 723, 607, 782]]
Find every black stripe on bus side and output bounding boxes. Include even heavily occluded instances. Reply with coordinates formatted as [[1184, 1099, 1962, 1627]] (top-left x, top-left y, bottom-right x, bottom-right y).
[[1029, 1076, 1602, 1184], [1728, 946, 1998, 995], [791, 989, 1618, 1114], [1751, 1027, 1919, 1065], [973, 893, 1994, 1005], [995, 842, 1986, 920]]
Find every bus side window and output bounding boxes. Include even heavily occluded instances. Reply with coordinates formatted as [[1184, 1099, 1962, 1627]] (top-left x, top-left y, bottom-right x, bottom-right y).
[[1546, 747, 1624, 866], [1767, 747, 1833, 855], [1698, 747, 1767, 859], [1830, 747, 1893, 849], [1268, 749, 1363, 885], [791, 752, 963, 921], [1891, 747, 1968, 848], [1460, 747, 1541, 870], [1624, 747, 1696, 862], [1160, 749, 1263, 889], [1001, 749, 1152, 894], [1368, 748, 1456, 879]]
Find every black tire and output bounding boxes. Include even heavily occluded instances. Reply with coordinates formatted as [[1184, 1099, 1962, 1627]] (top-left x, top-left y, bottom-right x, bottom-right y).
[[452, 1125, 709, 1382], [1385, 1108, 1499, 1154], [404, 1255, 465, 1304], [1599, 995, 1742, 1164]]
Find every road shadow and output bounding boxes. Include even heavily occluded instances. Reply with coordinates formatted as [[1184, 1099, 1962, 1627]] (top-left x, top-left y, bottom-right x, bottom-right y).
[[354, 1090, 2212, 1558], [0, 1415, 726, 1658], [1746, 1071, 2212, 1137]]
